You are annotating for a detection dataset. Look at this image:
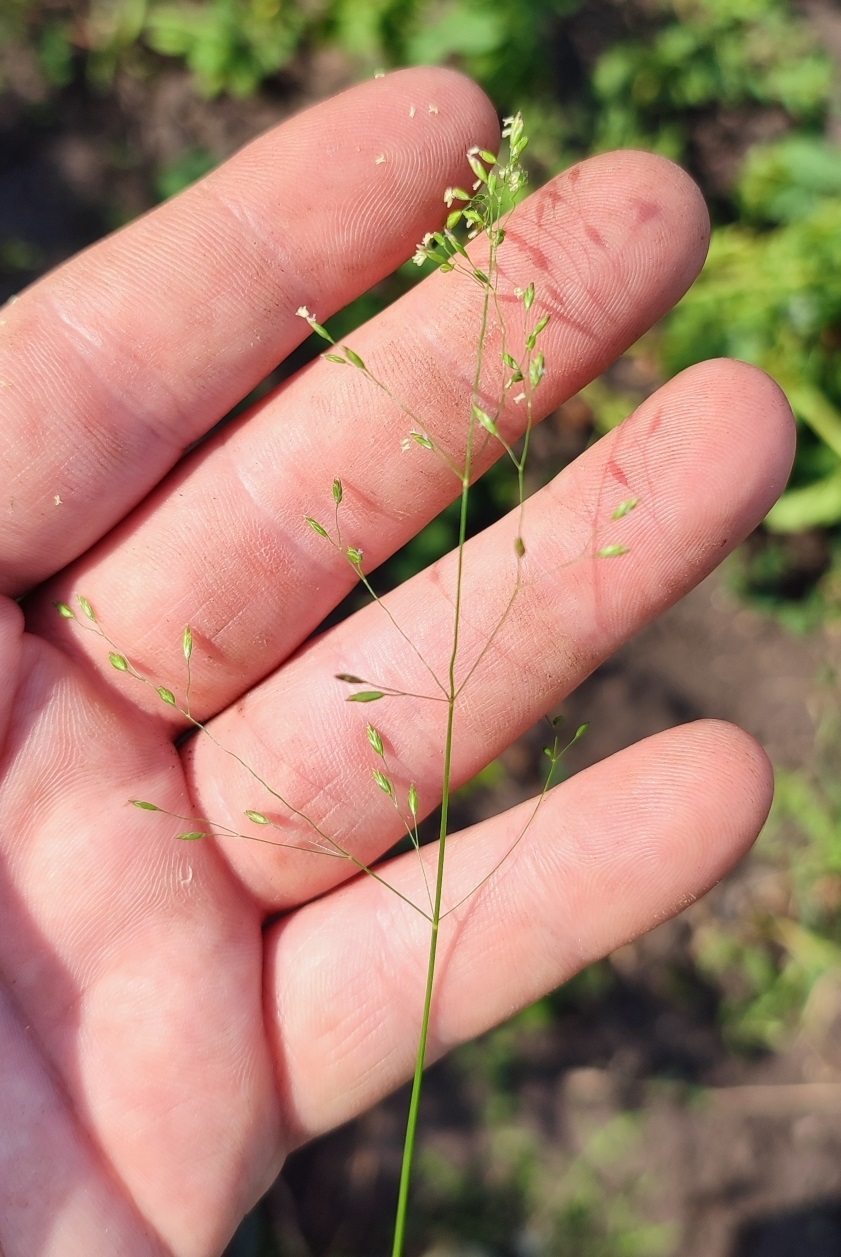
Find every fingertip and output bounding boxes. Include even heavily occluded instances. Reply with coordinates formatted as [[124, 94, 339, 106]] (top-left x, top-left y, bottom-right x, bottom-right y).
[[559, 720, 774, 898], [557, 149, 711, 303], [356, 65, 501, 185], [622, 149, 711, 249], [668, 357, 797, 511], [513, 150, 712, 372], [680, 718, 775, 853], [594, 148, 710, 226], [714, 357, 797, 473], [378, 64, 499, 136], [314, 64, 500, 162]]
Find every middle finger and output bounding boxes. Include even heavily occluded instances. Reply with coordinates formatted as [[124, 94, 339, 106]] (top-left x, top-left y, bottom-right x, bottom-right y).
[[41, 151, 709, 723]]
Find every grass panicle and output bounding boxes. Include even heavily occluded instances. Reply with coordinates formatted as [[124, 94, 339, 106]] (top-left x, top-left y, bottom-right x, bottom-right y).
[[58, 112, 637, 1256]]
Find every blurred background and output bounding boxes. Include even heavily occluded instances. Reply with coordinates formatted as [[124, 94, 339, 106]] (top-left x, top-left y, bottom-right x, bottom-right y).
[[4, 1, 841, 1253]]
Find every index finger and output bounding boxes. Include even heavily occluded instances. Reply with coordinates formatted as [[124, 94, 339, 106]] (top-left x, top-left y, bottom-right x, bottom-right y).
[[0, 67, 498, 596]]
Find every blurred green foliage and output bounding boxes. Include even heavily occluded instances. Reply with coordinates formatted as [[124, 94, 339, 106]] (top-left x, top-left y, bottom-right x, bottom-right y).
[[0, 0, 582, 104], [662, 136, 841, 546], [142, 0, 304, 98], [590, 0, 830, 159], [724, 534, 841, 634], [3, 0, 830, 158], [694, 703, 841, 1052], [1, 0, 832, 175], [414, 1091, 675, 1256]]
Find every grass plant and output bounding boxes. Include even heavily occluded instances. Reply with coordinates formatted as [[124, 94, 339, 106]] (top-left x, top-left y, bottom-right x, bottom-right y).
[[55, 113, 636, 1255]]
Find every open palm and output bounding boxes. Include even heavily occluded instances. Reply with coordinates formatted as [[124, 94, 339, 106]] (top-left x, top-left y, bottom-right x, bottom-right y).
[[1, 68, 793, 1256]]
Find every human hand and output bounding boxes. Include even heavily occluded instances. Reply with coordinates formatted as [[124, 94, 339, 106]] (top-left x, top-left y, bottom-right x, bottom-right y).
[[0, 67, 793, 1256]]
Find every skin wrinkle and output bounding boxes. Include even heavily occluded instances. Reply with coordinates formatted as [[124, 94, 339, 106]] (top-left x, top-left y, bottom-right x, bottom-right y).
[[336, 173, 410, 264], [169, 533, 262, 649], [142, 177, 296, 349], [351, 321, 469, 471], [186, 704, 347, 880], [506, 222, 621, 341], [186, 373, 373, 625], [199, 180, 299, 320], [45, 288, 191, 452], [70, 898, 274, 1249], [452, 190, 646, 414], [316, 93, 496, 273], [16, 311, 175, 541], [229, 420, 306, 533], [397, 491, 592, 707], [5, 648, 206, 990], [0, 975, 167, 1257], [605, 434, 673, 567], [539, 209, 605, 315], [91, 367, 779, 849], [129, 520, 273, 678], [10, 822, 176, 1006], [49, 300, 105, 350], [193, 676, 405, 906], [0, 604, 24, 764], [274, 895, 428, 1140], [205, 464, 295, 625], [467, 487, 593, 667], [414, 303, 516, 445]]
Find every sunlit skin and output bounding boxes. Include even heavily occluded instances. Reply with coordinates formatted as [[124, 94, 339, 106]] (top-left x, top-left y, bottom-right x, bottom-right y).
[[1, 67, 794, 1256]]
